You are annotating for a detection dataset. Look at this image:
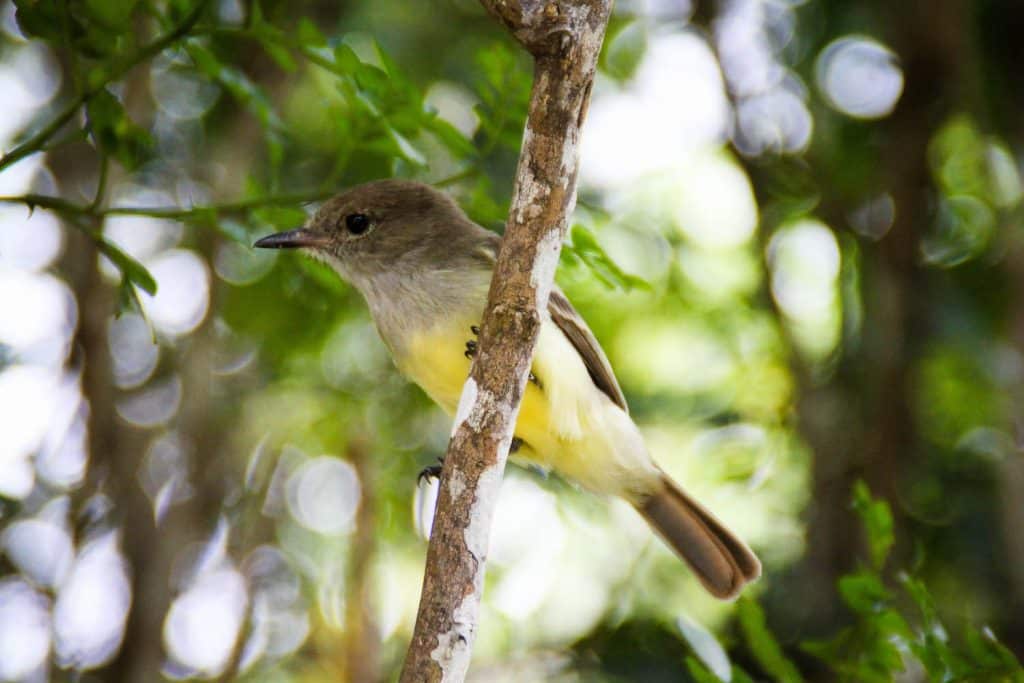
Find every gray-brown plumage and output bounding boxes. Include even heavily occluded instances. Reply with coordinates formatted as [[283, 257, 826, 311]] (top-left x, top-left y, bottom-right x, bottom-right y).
[[255, 179, 760, 599]]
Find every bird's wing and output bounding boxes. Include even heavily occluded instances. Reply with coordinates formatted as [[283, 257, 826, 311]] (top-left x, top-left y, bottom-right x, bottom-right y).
[[473, 231, 629, 412], [547, 287, 629, 412]]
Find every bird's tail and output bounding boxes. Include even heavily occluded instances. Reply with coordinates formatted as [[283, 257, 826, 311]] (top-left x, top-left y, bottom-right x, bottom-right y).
[[634, 472, 761, 599]]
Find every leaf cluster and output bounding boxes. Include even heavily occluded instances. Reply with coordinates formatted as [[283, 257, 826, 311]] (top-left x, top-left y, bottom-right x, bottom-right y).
[[686, 482, 1023, 682]]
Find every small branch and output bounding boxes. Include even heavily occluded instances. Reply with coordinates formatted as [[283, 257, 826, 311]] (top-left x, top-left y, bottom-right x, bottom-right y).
[[399, 2, 611, 682], [0, 0, 210, 173], [0, 191, 333, 221]]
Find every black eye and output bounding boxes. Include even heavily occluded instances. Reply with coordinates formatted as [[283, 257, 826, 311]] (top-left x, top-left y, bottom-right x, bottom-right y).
[[345, 213, 371, 235]]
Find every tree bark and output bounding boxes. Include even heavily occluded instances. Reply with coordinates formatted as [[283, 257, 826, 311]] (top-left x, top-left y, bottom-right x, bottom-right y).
[[399, 2, 611, 681]]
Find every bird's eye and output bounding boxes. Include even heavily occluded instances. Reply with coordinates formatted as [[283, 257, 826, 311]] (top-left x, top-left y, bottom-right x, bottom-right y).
[[345, 213, 371, 235]]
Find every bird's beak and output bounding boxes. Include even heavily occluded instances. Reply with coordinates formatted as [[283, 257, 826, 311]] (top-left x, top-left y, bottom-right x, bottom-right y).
[[253, 228, 329, 250]]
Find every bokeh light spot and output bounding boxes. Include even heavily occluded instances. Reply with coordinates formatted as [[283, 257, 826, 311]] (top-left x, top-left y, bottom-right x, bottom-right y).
[[3, 518, 74, 589], [164, 567, 248, 677], [285, 456, 361, 535], [141, 249, 210, 337], [54, 532, 132, 670], [816, 36, 903, 119], [0, 579, 51, 681], [670, 151, 758, 250]]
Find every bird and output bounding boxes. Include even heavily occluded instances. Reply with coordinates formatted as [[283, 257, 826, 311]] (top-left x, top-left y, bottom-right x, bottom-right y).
[[254, 179, 760, 598]]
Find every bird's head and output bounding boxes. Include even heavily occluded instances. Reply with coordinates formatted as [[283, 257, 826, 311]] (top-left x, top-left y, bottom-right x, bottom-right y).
[[254, 179, 472, 285]]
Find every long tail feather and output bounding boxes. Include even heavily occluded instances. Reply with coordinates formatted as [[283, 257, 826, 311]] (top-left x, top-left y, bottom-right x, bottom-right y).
[[635, 473, 760, 599]]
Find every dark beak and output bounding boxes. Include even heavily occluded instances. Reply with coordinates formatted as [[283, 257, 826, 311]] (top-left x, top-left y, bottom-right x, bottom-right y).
[[253, 228, 329, 250]]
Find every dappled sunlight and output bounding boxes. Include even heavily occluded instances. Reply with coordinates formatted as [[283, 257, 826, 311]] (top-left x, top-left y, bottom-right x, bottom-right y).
[[108, 313, 160, 388], [0, 365, 61, 496], [668, 150, 758, 250], [768, 219, 842, 358], [140, 432, 195, 523], [715, 0, 812, 155], [0, 35, 60, 148], [116, 373, 183, 428], [3, 517, 74, 590], [582, 31, 729, 188], [237, 545, 310, 670], [53, 532, 132, 670], [285, 456, 361, 536], [612, 317, 737, 394], [164, 567, 248, 677], [140, 249, 210, 337], [0, 205, 62, 271], [816, 36, 903, 120], [0, 0, 1019, 679], [0, 271, 77, 366], [0, 579, 51, 681]]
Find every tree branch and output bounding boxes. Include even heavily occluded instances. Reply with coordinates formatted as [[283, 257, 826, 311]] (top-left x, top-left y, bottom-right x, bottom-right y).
[[399, 2, 611, 681], [0, 191, 333, 221]]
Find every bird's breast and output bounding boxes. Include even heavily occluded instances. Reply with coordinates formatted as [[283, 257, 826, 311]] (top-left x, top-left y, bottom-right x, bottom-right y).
[[396, 316, 657, 497], [397, 318, 590, 449]]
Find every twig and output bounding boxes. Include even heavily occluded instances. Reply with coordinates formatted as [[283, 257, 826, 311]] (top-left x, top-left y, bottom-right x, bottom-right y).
[[0, 191, 333, 221], [0, 0, 210, 173], [398, 2, 612, 682]]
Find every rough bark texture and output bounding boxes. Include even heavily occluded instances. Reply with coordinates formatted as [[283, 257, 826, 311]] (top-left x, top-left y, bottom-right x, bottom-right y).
[[398, 2, 611, 681]]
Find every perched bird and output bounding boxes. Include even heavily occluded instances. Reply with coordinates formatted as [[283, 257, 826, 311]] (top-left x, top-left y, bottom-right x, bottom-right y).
[[255, 179, 760, 598]]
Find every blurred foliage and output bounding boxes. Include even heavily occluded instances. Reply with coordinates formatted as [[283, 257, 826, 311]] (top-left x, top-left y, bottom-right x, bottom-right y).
[[685, 484, 1023, 682], [0, 0, 1023, 682]]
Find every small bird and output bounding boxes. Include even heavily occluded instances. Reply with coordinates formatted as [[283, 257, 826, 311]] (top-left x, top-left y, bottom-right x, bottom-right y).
[[255, 179, 760, 598]]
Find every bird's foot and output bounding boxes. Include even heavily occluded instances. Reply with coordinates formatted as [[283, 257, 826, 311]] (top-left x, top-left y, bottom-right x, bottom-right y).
[[417, 458, 444, 485], [464, 325, 541, 387]]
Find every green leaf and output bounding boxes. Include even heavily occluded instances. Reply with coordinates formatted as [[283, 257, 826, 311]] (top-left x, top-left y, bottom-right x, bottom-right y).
[[851, 480, 894, 570], [82, 0, 136, 30], [85, 88, 152, 170], [386, 126, 427, 166], [333, 43, 362, 73], [250, 12, 297, 72], [187, 42, 285, 131], [678, 614, 732, 683], [427, 117, 475, 158], [15, 0, 132, 57], [297, 18, 327, 48], [838, 571, 892, 614], [963, 627, 1024, 676], [473, 42, 531, 153], [116, 278, 157, 343], [261, 40, 297, 72], [564, 223, 650, 292], [685, 656, 728, 683], [900, 573, 940, 632], [802, 618, 908, 683], [14, 0, 64, 42], [602, 19, 647, 81], [96, 238, 157, 295], [737, 598, 804, 682]]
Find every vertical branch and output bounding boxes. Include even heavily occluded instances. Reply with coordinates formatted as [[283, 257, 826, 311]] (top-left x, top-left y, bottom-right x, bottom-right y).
[[399, 2, 611, 681]]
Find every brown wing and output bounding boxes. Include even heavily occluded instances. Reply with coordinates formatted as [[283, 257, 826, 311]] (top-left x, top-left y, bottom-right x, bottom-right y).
[[547, 288, 629, 412], [472, 231, 628, 411]]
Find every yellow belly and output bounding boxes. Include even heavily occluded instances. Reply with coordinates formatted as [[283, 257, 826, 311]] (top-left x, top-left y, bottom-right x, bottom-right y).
[[399, 320, 554, 458], [396, 316, 657, 497]]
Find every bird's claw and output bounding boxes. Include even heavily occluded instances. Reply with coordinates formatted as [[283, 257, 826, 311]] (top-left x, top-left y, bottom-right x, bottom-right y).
[[417, 458, 444, 485], [465, 324, 539, 386]]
